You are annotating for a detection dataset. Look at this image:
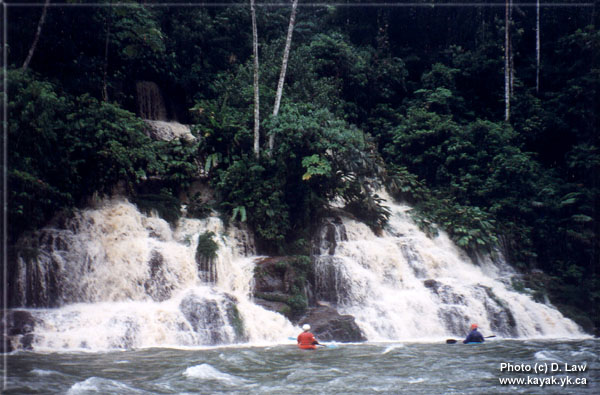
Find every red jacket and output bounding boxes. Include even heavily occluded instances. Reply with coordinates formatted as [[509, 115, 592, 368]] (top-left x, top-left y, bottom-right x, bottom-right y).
[[297, 331, 317, 349]]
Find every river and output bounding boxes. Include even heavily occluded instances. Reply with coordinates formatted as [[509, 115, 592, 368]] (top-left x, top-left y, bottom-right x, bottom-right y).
[[4, 339, 598, 394]]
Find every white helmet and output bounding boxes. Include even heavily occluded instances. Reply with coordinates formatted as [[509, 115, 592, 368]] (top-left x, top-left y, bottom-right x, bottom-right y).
[[302, 324, 311, 331]]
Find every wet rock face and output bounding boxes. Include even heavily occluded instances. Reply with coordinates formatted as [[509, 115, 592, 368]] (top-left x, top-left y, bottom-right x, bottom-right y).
[[477, 285, 518, 337], [179, 292, 245, 345], [299, 304, 366, 342], [313, 217, 347, 256], [313, 256, 353, 305], [144, 250, 176, 302], [136, 81, 168, 121], [253, 257, 288, 294], [252, 256, 307, 317], [10, 232, 65, 308], [2, 310, 38, 352], [424, 278, 519, 337], [402, 244, 427, 278], [312, 217, 354, 305]]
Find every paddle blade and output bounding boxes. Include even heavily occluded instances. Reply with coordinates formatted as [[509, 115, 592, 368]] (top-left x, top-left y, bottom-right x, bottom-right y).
[[316, 343, 338, 349], [446, 339, 458, 344]]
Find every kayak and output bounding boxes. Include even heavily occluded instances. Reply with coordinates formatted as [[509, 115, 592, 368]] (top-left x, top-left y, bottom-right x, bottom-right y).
[[446, 335, 495, 344], [288, 337, 338, 348]]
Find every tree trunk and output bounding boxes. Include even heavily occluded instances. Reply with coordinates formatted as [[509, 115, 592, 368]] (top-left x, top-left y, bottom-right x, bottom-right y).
[[504, 0, 511, 122], [251, 0, 260, 158], [509, 0, 514, 97], [102, 1, 113, 102], [22, 0, 51, 70], [536, 0, 540, 94], [269, 0, 298, 152]]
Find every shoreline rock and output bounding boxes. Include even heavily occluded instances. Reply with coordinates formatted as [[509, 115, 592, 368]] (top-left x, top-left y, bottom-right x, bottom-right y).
[[298, 303, 366, 342]]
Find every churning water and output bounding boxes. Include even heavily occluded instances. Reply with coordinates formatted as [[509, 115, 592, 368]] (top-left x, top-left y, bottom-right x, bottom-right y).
[[4, 339, 599, 394], [313, 193, 583, 340], [10, 199, 297, 350]]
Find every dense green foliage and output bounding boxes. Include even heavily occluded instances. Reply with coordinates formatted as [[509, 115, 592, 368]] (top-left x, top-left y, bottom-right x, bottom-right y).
[[196, 231, 219, 261], [8, 70, 155, 238], [210, 104, 386, 249], [7, 1, 597, 332], [7, 69, 202, 240], [132, 192, 182, 226]]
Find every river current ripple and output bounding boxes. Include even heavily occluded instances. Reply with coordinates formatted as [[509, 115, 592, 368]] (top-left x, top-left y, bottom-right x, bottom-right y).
[[4, 339, 598, 394]]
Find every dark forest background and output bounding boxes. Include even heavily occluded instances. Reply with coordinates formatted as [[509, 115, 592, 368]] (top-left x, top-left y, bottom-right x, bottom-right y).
[[4, 1, 598, 333]]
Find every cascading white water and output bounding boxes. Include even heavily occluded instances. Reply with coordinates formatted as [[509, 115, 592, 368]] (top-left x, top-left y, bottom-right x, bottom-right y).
[[313, 192, 584, 341], [10, 192, 585, 351], [11, 199, 297, 351]]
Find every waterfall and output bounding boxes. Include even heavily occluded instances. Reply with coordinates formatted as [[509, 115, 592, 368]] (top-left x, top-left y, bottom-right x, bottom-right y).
[[313, 193, 583, 341], [134, 81, 195, 142], [8, 193, 585, 351], [9, 199, 296, 351], [136, 81, 167, 121]]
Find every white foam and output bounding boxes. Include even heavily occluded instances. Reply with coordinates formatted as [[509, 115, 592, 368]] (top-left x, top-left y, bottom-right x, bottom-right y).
[[67, 377, 144, 394], [382, 344, 404, 354], [183, 363, 247, 385], [31, 368, 61, 376], [535, 350, 564, 362], [314, 191, 584, 341]]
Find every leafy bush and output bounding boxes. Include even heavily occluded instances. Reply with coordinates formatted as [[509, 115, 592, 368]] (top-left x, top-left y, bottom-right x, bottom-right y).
[[186, 192, 215, 219], [7, 70, 155, 240], [132, 192, 181, 226], [286, 294, 308, 318], [196, 231, 219, 261], [214, 156, 291, 247]]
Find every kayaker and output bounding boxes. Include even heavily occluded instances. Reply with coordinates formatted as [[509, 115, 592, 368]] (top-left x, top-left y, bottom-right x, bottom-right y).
[[463, 323, 485, 343], [297, 324, 321, 349]]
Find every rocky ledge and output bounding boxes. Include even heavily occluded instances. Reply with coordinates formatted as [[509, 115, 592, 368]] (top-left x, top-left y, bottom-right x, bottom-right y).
[[253, 256, 365, 343], [298, 303, 366, 342], [1, 310, 38, 353]]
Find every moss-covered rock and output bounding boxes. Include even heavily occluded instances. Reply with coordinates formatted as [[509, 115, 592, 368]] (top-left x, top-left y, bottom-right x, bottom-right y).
[[253, 256, 312, 320]]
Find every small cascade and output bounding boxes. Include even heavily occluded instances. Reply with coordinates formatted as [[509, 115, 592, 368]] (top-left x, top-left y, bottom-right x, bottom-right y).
[[136, 81, 167, 121], [196, 255, 218, 284], [135, 81, 195, 142], [313, 192, 583, 341], [8, 199, 296, 351]]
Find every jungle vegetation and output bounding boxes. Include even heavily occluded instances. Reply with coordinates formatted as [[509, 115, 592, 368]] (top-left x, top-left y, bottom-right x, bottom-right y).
[[4, 1, 598, 333]]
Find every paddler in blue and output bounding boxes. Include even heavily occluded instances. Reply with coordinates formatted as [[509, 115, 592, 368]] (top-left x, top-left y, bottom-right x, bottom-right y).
[[463, 323, 485, 343]]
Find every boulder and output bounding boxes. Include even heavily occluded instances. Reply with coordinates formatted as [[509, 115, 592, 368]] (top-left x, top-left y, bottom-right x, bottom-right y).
[[5, 310, 36, 336], [252, 298, 290, 316], [144, 120, 195, 142], [299, 303, 366, 342], [423, 279, 441, 293], [1, 310, 37, 352], [179, 291, 246, 344], [253, 256, 289, 294]]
